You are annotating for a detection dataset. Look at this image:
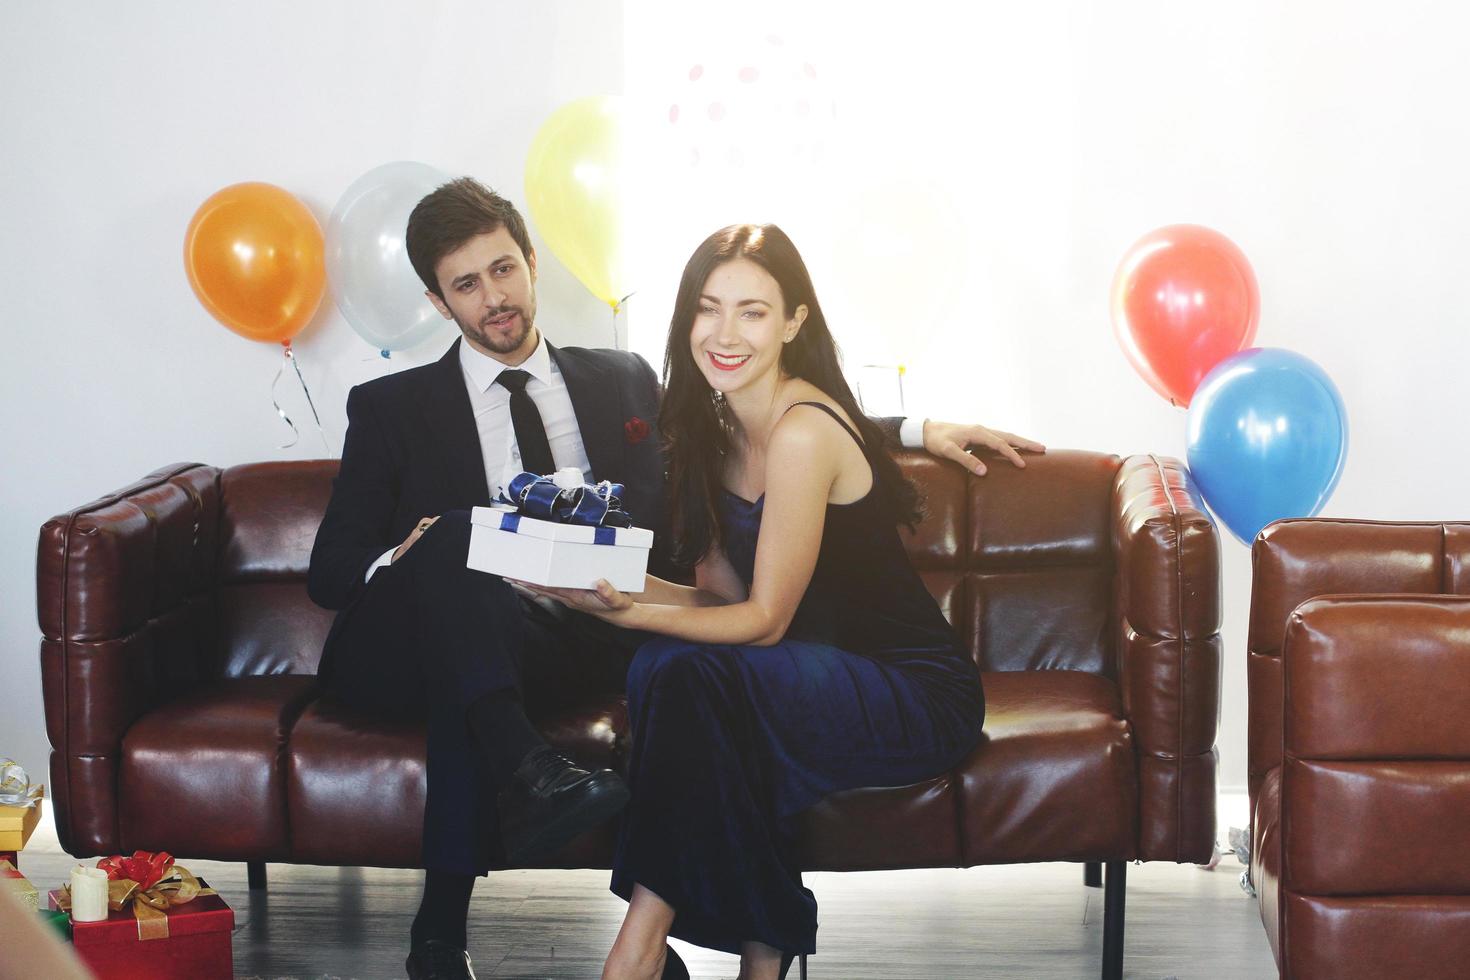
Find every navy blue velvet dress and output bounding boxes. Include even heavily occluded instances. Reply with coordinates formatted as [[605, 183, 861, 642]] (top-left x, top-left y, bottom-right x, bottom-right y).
[[610, 403, 985, 956]]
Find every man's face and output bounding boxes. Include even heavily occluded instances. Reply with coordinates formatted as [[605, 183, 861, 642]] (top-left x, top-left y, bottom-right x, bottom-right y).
[[428, 227, 539, 362]]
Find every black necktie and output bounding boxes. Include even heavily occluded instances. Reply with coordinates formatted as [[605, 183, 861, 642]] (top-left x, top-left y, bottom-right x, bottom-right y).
[[496, 369, 556, 477]]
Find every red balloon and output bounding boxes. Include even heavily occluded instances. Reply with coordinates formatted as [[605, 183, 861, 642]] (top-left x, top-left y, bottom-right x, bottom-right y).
[[1110, 224, 1260, 407]]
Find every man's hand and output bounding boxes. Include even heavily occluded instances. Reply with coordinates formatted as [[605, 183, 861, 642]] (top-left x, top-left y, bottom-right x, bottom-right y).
[[923, 420, 1046, 476], [392, 516, 440, 563]]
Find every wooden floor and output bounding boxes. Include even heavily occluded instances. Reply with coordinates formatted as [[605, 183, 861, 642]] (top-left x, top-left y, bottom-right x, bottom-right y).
[[18, 815, 1277, 979]]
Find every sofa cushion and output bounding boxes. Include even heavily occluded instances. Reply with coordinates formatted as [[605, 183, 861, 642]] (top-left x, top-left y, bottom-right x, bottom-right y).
[[967, 567, 1113, 674], [957, 670, 1136, 864], [216, 583, 336, 677], [119, 675, 318, 861], [1282, 895, 1470, 980], [797, 774, 959, 870], [284, 674, 1138, 871], [800, 670, 1136, 871], [967, 450, 1118, 570], [286, 699, 429, 867], [217, 462, 336, 582], [286, 697, 627, 868]]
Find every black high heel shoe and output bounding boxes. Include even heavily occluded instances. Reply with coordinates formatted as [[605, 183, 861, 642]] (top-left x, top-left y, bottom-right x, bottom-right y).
[[778, 951, 808, 979], [661, 944, 690, 980]]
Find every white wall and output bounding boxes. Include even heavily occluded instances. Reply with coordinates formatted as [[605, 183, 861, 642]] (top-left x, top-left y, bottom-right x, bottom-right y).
[[0, 1, 622, 784], [4, 0, 1468, 808], [621, 0, 1470, 796]]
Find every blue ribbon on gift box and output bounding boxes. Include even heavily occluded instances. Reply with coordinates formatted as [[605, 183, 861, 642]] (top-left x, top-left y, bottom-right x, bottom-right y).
[[498, 472, 634, 539]]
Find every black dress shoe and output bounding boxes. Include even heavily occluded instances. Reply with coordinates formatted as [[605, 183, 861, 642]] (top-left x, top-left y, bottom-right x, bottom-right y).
[[405, 939, 476, 980], [498, 745, 630, 864]]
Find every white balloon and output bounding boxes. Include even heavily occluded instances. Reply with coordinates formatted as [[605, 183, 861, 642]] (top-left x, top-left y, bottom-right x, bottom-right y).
[[326, 161, 451, 353]]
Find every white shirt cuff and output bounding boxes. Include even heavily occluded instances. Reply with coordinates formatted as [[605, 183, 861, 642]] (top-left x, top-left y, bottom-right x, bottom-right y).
[[899, 416, 928, 450], [366, 547, 396, 582]]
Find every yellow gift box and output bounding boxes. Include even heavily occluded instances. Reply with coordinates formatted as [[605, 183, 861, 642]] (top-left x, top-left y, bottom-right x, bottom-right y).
[[0, 789, 43, 851], [1, 859, 37, 910]]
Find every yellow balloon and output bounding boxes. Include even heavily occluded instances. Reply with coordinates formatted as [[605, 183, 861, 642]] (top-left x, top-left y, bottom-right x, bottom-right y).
[[525, 96, 628, 310]]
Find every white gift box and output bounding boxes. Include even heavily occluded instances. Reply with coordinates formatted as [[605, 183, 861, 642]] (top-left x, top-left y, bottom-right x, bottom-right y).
[[467, 504, 654, 591]]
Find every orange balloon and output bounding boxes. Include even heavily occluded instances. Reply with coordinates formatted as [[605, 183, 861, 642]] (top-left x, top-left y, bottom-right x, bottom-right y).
[[1110, 224, 1260, 408], [184, 182, 326, 343]]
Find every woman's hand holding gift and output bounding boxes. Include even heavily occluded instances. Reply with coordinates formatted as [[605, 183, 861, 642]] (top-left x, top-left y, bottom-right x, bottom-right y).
[[515, 578, 637, 624]]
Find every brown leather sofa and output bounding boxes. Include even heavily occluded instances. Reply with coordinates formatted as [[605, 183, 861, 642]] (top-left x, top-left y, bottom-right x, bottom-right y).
[[38, 449, 1221, 978], [1247, 519, 1470, 978]]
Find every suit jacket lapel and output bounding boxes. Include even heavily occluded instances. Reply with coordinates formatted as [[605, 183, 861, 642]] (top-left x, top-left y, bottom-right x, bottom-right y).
[[550, 343, 625, 482], [422, 338, 491, 503]]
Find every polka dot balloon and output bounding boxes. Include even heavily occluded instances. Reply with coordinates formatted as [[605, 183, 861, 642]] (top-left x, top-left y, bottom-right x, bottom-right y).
[[664, 33, 835, 174]]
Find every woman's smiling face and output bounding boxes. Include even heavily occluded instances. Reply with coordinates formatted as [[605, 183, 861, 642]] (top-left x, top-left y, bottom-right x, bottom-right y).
[[689, 258, 806, 396]]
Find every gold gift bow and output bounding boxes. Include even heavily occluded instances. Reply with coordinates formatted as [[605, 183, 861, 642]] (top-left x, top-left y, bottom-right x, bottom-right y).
[[56, 864, 216, 941], [0, 759, 43, 808]]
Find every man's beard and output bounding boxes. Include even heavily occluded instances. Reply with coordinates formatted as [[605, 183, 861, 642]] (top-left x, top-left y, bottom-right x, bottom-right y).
[[459, 304, 534, 355]]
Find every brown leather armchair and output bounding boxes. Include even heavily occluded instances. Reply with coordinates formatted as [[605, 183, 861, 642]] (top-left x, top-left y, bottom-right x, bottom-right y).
[[38, 450, 1221, 979], [1247, 519, 1470, 978]]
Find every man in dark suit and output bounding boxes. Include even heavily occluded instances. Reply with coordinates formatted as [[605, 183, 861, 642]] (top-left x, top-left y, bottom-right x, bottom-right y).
[[309, 178, 1043, 980], [309, 178, 672, 980]]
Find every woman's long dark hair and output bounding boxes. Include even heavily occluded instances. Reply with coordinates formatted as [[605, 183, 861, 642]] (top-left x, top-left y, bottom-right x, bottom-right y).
[[661, 223, 922, 568]]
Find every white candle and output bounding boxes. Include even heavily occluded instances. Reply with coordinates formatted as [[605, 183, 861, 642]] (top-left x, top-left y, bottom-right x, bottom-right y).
[[69, 866, 109, 922]]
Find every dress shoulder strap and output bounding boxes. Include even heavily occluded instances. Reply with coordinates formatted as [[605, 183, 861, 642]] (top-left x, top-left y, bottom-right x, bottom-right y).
[[782, 401, 867, 452]]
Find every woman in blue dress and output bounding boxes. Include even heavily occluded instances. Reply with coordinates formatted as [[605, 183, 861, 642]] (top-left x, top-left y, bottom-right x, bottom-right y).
[[531, 224, 990, 980]]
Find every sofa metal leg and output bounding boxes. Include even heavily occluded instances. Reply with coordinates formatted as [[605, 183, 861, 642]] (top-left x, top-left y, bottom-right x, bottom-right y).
[[1101, 860, 1126, 980], [247, 862, 267, 891], [1084, 861, 1102, 888]]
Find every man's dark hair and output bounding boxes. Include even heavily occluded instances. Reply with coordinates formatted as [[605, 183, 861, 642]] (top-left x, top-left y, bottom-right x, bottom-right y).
[[405, 177, 534, 298]]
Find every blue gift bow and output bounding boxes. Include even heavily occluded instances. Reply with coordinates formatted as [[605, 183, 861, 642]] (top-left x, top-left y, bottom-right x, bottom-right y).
[[497, 472, 634, 544]]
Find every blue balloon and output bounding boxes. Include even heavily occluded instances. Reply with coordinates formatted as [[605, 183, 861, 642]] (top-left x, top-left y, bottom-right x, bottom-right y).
[[1186, 348, 1348, 545]]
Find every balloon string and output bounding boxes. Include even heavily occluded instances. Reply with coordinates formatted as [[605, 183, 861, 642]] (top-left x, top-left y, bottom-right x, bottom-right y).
[[270, 352, 301, 450], [611, 291, 635, 350], [286, 346, 332, 454]]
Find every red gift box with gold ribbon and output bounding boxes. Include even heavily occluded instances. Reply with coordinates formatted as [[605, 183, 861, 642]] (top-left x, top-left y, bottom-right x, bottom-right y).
[[48, 851, 234, 979], [1, 858, 37, 910]]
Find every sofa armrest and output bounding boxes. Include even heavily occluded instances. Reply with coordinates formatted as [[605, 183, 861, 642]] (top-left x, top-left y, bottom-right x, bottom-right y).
[[1277, 595, 1470, 977], [1246, 519, 1468, 834], [1111, 454, 1222, 862], [37, 463, 222, 855]]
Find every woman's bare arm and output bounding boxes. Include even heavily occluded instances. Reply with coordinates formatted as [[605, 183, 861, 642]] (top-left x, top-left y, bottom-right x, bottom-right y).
[[542, 408, 846, 644]]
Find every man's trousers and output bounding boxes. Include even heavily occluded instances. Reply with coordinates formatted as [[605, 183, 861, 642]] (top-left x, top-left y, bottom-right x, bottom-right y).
[[319, 510, 637, 874]]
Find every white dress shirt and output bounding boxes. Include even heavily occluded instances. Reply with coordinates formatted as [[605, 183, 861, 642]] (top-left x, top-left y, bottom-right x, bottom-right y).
[[899, 415, 927, 450], [366, 335, 594, 581], [457, 334, 594, 495]]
